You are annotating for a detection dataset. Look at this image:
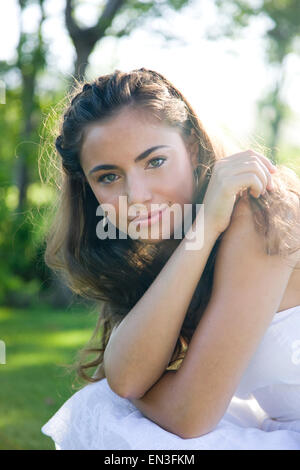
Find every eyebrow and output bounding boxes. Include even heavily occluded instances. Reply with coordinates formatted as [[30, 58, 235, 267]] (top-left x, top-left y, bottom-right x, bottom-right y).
[[88, 145, 171, 175]]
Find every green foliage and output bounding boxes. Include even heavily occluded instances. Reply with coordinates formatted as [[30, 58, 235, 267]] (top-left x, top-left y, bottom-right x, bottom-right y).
[[0, 304, 98, 450], [214, 0, 300, 61], [0, 200, 49, 306], [212, 0, 300, 157], [0, 78, 67, 306]]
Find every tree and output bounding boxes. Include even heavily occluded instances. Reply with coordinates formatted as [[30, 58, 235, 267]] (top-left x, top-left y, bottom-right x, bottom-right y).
[[65, 0, 192, 85], [3, 0, 47, 211], [0, 0, 192, 306], [212, 0, 300, 161]]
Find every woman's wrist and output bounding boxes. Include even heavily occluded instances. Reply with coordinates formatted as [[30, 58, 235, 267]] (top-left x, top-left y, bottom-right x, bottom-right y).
[[181, 205, 220, 253]]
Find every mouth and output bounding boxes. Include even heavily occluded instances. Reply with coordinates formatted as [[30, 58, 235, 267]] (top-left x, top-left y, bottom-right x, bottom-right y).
[[130, 206, 168, 226]]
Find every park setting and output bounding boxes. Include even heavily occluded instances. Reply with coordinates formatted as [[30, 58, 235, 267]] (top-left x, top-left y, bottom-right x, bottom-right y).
[[0, 0, 300, 450]]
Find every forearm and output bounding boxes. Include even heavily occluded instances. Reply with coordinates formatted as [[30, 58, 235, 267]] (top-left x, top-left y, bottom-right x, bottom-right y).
[[130, 208, 297, 438], [171, 295, 283, 437], [131, 287, 290, 439], [104, 208, 219, 398]]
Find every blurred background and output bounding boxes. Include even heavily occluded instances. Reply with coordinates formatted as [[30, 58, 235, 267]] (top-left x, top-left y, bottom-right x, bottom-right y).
[[0, 0, 299, 450]]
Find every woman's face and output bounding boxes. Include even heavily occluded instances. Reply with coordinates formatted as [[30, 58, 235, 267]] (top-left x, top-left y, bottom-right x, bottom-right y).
[[80, 106, 198, 243]]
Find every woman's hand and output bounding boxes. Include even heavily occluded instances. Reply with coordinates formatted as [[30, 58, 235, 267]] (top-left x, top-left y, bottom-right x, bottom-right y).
[[203, 149, 277, 236]]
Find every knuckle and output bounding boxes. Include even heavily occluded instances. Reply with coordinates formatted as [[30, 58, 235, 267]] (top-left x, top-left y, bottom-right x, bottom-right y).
[[248, 160, 260, 172], [248, 155, 258, 166], [253, 154, 262, 163], [251, 173, 261, 184], [253, 160, 261, 169]]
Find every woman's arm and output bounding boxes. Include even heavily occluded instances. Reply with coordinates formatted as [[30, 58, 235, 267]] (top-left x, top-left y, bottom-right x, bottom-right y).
[[104, 207, 219, 398], [104, 150, 277, 399], [130, 197, 300, 438]]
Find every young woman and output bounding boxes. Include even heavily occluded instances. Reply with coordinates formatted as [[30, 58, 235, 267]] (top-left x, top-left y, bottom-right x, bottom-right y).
[[41, 68, 300, 450]]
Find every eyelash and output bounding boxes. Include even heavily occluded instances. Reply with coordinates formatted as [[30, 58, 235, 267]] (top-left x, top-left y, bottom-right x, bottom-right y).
[[97, 157, 167, 185]]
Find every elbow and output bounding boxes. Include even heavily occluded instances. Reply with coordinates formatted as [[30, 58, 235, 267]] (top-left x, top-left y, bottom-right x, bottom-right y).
[[102, 362, 129, 399], [179, 419, 219, 440], [105, 375, 146, 400], [152, 419, 216, 441], [105, 375, 131, 399], [104, 353, 147, 400], [112, 387, 146, 400], [179, 426, 215, 440]]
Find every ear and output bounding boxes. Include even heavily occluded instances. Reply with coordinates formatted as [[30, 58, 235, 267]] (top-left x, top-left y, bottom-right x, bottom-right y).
[[186, 128, 199, 170]]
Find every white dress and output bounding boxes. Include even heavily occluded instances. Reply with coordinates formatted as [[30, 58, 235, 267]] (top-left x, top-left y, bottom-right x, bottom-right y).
[[41, 305, 300, 450]]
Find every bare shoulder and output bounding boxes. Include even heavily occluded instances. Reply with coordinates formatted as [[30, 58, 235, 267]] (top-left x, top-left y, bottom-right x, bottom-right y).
[[230, 193, 253, 220], [231, 188, 299, 219], [220, 194, 265, 254], [223, 190, 299, 262], [211, 192, 299, 304]]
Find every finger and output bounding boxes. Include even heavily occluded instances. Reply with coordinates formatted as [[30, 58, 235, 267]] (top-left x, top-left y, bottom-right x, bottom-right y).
[[249, 158, 274, 191], [225, 151, 276, 184], [235, 160, 268, 194], [247, 150, 277, 174], [231, 172, 264, 199], [254, 158, 275, 191]]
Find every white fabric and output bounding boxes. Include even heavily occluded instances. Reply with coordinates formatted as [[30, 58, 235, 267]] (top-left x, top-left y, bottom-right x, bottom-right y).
[[235, 306, 300, 422], [41, 305, 300, 450]]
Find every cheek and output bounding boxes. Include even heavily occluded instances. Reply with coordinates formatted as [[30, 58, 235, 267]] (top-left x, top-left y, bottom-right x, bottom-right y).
[[91, 183, 116, 206], [169, 162, 195, 203], [90, 185, 120, 220]]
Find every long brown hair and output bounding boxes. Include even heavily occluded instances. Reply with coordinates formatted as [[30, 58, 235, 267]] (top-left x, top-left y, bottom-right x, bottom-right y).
[[41, 68, 300, 391]]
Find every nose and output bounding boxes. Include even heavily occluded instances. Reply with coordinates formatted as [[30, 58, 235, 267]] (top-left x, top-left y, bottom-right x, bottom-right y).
[[125, 174, 152, 207]]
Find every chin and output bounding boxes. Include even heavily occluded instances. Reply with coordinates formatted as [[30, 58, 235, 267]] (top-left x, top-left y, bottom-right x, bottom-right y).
[[130, 233, 172, 244]]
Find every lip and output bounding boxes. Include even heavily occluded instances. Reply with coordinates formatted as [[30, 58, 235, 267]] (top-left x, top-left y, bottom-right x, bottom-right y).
[[131, 206, 168, 226]]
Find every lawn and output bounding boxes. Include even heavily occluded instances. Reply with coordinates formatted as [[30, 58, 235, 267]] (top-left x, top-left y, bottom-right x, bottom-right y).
[[0, 302, 101, 450]]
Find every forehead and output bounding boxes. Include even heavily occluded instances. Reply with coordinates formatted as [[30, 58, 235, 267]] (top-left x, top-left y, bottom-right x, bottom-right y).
[[80, 107, 181, 166]]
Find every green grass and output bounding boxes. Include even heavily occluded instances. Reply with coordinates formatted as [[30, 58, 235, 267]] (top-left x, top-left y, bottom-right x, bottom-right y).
[[0, 303, 100, 450]]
